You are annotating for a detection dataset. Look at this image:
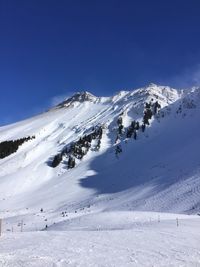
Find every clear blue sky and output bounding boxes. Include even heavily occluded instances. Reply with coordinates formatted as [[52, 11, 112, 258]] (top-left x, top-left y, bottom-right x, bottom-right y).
[[1, 0, 200, 125]]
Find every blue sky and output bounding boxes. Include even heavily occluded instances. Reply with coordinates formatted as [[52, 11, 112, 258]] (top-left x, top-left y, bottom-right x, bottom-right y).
[[1, 0, 200, 125]]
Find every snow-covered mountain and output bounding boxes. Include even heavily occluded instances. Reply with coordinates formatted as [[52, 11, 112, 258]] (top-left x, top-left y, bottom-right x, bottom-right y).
[[0, 83, 200, 216], [1, 83, 200, 266]]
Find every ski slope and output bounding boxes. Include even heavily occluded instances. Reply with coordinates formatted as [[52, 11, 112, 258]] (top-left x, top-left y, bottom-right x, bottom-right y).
[[0, 213, 200, 267], [0, 84, 200, 266]]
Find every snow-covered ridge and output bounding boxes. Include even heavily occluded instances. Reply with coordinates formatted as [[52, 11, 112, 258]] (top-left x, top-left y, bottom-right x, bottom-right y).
[[55, 91, 100, 108], [55, 84, 182, 110]]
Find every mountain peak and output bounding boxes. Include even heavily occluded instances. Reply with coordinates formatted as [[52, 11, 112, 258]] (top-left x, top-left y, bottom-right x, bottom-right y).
[[146, 82, 159, 87], [56, 91, 97, 108], [69, 91, 96, 101]]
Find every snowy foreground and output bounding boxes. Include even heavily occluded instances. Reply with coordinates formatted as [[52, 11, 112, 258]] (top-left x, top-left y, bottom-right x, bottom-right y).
[[0, 212, 200, 267], [1, 84, 200, 266]]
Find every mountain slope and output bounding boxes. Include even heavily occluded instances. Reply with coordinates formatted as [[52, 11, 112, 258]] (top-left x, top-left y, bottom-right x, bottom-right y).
[[0, 84, 200, 228], [1, 84, 200, 266]]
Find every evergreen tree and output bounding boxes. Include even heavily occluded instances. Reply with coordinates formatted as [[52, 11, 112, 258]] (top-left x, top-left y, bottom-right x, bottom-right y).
[[0, 136, 35, 159], [145, 102, 151, 109], [153, 101, 161, 114], [131, 120, 136, 129], [52, 153, 62, 168], [68, 156, 75, 169], [115, 145, 122, 157], [117, 117, 123, 125], [135, 121, 140, 130], [143, 108, 153, 125], [95, 139, 101, 151], [118, 124, 124, 135], [126, 127, 133, 138], [134, 131, 137, 140], [141, 124, 146, 132]]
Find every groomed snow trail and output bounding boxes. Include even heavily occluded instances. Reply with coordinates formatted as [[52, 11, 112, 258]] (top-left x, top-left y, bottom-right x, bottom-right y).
[[0, 214, 200, 267]]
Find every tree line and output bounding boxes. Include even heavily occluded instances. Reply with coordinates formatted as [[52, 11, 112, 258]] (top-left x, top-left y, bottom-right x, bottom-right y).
[[115, 100, 161, 157], [52, 99, 161, 166], [0, 136, 35, 159], [51, 125, 103, 169]]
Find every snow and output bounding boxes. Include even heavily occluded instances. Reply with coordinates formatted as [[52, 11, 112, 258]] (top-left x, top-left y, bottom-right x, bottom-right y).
[[0, 84, 200, 266], [0, 213, 200, 267]]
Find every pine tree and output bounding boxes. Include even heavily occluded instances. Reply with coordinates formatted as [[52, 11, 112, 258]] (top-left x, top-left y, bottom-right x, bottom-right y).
[[141, 124, 146, 132], [126, 127, 133, 138], [68, 156, 75, 169], [0, 136, 35, 159], [135, 121, 140, 130], [134, 131, 137, 140], [117, 117, 123, 125], [96, 139, 101, 151], [118, 124, 124, 135], [52, 153, 62, 168], [131, 120, 136, 129], [115, 145, 122, 157]]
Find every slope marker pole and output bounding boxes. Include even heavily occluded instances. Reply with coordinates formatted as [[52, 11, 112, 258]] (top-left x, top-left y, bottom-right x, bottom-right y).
[[0, 219, 2, 236], [176, 218, 179, 227], [21, 220, 23, 232]]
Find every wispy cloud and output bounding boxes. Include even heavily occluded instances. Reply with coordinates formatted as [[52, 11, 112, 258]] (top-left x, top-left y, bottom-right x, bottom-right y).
[[50, 92, 75, 107]]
